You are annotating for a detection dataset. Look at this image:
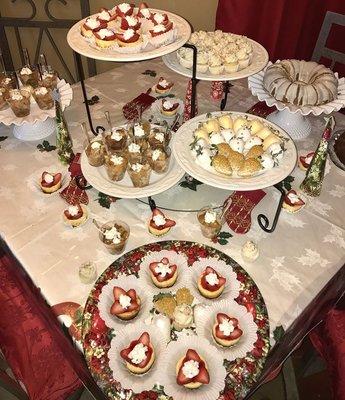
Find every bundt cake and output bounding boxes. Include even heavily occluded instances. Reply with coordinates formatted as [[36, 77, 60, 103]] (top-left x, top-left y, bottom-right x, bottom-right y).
[[263, 60, 338, 106]]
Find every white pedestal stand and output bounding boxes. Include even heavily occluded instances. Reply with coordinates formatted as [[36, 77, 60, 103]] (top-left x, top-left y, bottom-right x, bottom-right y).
[[13, 118, 56, 141], [267, 109, 311, 141]]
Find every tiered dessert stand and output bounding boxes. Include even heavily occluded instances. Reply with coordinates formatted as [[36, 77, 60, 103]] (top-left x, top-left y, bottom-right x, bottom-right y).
[[248, 61, 345, 140], [0, 79, 72, 141]]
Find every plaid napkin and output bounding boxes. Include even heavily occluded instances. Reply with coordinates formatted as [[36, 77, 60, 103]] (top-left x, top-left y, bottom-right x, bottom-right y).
[[122, 91, 156, 121]]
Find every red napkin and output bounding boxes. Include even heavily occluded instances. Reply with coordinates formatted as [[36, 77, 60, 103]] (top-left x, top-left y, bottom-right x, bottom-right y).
[[122, 91, 156, 121], [183, 79, 198, 121]]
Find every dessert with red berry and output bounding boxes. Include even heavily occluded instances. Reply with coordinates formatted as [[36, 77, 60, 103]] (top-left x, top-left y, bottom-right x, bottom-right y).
[[150, 12, 169, 26], [94, 28, 116, 48], [212, 313, 243, 347], [161, 99, 179, 117], [81, 17, 106, 38], [148, 208, 176, 237], [110, 286, 141, 321], [115, 28, 142, 47], [137, 2, 151, 19], [40, 172, 62, 194], [149, 21, 173, 38], [120, 332, 155, 374], [63, 203, 88, 227], [197, 266, 226, 299], [282, 190, 305, 213], [96, 8, 114, 24], [149, 257, 178, 288], [115, 2, 134, 18], [176, 349, 210, 389], [120, 15, 141, 32], [298, 151, 315, 171], [155, 77, 174, 94]]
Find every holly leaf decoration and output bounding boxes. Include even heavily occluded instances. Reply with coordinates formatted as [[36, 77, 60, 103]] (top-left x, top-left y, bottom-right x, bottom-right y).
[[0, 135, 8, 149], [156, 93, 175, 99], [97, 192, 117, 208], [142, 69, 157, 77], [37, 140, 57, 152], [276, 175, 294, 191], [212, 231, 233, 245], [273, 325, 285, 343], [179, 175, 203, 191], [85, 95, 100, 106]]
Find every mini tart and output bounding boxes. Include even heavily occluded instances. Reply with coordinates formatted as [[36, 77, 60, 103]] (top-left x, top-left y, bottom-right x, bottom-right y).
[[40, 172, 62, 194], [148, 208, 176, 237], [110, 286, 141, 320], [115, 29, 142, 47], [197, 266, 226, 299], [120, 332, 155, 375], [63, 204, 88, 227], [176, 349, 210, 389], [149, 21, 173, 37], [115, 3, 134, 18], [212, 313, 243, 347], [155, 77, 174, 94], [161, 99, 179, 116], [298, 151, 315, 171], [81, 18, 106, 38], [97, 8, 115, 23], [282, 190, 305, 213], [150, 12, 169, 26], [237, 158, 262, 177], [120, 15, 141, 31], [94, 29, 116, 48], [149, 257, 178, 288]]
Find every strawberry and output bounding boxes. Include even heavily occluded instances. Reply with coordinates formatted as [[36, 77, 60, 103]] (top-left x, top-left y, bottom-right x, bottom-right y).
[[149, 208, 176, 231], [94, 29, 116, 41], [138, 331, 150, 346], [149, 21, 173, 37], [97, 8, 113, 23], [162, 100, 179, 112], [284, 190, 305, 207], [176, 349, 210, 385], [149, 259, 177, 282], [201, 267, 226, 292], [111, 286, 139, 315], [157, 77, 173, 91], [41, 172, 62, 188], [299, 151, 314, 169], [120, 16, 141, 31], [216, 313, 238, 326], [115, 30, 140, 44], [120, 332, 153, 368]]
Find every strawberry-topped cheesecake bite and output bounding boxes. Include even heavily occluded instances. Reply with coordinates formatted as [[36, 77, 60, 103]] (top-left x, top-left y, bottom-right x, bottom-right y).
[[149, 22, 173, 38], [137, 2, 152, 19], [148, 208, 176, 237], [212, 313, 243, 347], [283, 190, 305, 213], [197, 266, 226, 299], [115, 2, 134, 18], [63, 203, 88, 227], [298, 151, 315, 171], [149, 257, 178, 288], [120, 332, 155, 374], [116, 28, 142, 47], [176, 349, 210, 389], [120, 15, 141, 31], [151, 12, 169, 26], [155, 77, 174, 94], [161, 99, 179, 117], [40, 171, 62, 194], [81, 17, 106, 38], [94, 28, 116, 48], [110, 286, 141, 321], [96, 8, 114, 24]]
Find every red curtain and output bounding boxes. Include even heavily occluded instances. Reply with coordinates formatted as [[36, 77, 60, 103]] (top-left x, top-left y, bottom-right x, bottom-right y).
[[216, 0, 345, 76]]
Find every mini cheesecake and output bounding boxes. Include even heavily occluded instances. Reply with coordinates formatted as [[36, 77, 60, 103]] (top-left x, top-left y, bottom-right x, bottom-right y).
[[155, 77, 174, 94], [81, 17, 106, 38], [94, 28, 116, 48], [120, 15, 141, 31], [149, 21, 173, 38], [96, 8, 115, 24], [149, 257, 178, 288], [282, 190, 305, 213], [148, 208, 176, 237], [150, 12, 169, 26], [63, 203, 88, 227], [115, 2, 134, 18], [212, 313, 243, 347], [137, 2, 152, 19], [40, 171, 62, 194], [120, 332, 155, 374], [298, 151, 315, 171], [197, 266, 226, 299], [176, 349, 210, 389], [161, 99, 179, 116], [115, 29, 142, 47], [110, 286, 141, 320]]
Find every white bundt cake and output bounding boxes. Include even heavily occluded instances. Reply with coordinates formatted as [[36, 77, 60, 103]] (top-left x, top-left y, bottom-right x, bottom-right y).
[[263, 60, 338, 106]]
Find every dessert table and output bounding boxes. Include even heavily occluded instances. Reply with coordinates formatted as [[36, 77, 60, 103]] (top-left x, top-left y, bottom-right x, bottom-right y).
[[0, 58, 345, 398]]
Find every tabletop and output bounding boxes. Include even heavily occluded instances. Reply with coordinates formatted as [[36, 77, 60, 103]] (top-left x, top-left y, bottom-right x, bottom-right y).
[[0, 58, 345, 351]]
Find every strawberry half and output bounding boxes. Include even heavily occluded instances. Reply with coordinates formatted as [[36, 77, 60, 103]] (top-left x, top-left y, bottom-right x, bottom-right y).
[[151, 12, 169, 26], [215, 313, 243, 340], [120, 16, 141, 31], [149, 258, 177, 282], [200, 267, 226, 292], [284, 190, 305, 207], [120, 332, 153, 368], [97, 8, 113, 23], [149, 208, 176, 231], [64, 203, 83, 220], [110, 286, 140, 315], [162, 99, 179, 112], [41, 172, 62, 188], [115, 29, 140, 44], [83, 19, 107, 32], [156, 77, 174, 91], [176, 349, 210, 385], [299, 152, 314, 169], [149, 21, 173, 37]]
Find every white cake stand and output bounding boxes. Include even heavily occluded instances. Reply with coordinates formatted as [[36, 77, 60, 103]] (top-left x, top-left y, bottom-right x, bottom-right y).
[[248, 62, 345, 140], [0, 79, 73, 141]]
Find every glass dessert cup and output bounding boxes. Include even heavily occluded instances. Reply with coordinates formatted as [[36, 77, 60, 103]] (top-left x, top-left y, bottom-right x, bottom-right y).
[[40, 66, 58, 90], [129, 120, 150, 148], [197, 206, 223, 238], [147, 147, 171, 174], [99, 220, 130, 255], [79, 261, 97, 284], [127, 157, 152, 187], [126, 139, 144, 164], [7, 89, 30, 117], [105, 127, 128, 151], [0, 89, 8, 110], [20, 85, 34, 100], [85, 140, 105, 167], [18, 66, 40, 88], [105, 153, 128, 181], [32, 87, 54, 110], [148, 127, 171, 149], [0, 72, 17, 98]]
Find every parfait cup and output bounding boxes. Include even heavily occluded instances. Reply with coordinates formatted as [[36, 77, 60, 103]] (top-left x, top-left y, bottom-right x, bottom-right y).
[[197, 206, 223, 238], [99, 220, 130, 255], [32, 86, 54, 110], [7, 89, 30, 117]]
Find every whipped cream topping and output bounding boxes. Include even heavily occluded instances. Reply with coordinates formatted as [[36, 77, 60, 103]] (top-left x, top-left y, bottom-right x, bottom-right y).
[[125, 16, 137, 26], [98, 10, 111, 21], [158, 79, 169, 88], [153, 13, 165, 24], [110, 154, 124, 165], [68, 205, 79, 216], [133, 124, 145, 137], [229, 138, 244, 153], [91, 141, 101, 150], [204, 210, 217, 224], [154, 262, 171, 277], [111, 129, 123, 141], [225, 53, 238, 63], [236, 48, 247, 59], [152, 149, 162, 161], [163, 100, 174, 110], [43, 173, 53, 184], [123, 28, 135, 41], [35, 87, 48, 96], [119, 294, 131, 310], [118, 3, 131, 13], [209, 55, 222, 67], [2, 77, 12, 85], [42, 71, 54, 79], [205, 272, 219, 286], [10, 90, 23, 101], [104, 226, 121, 244], [287, 192, 301, 204], [152, 24, 166, 33], [153, 214, 166, 226], [131, 163, 143, 172], [98, 28, 114, 39], [260, 153, 274, 170], [182, 360, 199, 379], [209, 132, 224, 145], [219, 318, 235, 336], [154, 132, 164, 142], [128, 343, 148, 365], [304, 154, 314, 165], [86, 17, 100, 29], [140, 8, 151, 18], [128, 142, 140, 153], [20, 67, 32, 75]]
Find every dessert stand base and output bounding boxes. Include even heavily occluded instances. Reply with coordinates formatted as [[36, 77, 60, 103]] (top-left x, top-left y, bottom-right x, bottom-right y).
[[13, 118, 56, 141], [266, 108, 311, 141]]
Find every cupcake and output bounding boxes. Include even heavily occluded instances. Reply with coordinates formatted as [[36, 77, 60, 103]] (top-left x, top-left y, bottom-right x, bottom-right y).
[[111, 286, 141, 320], [105, 153, 128, 181], [212, 313, 243, 347], [155, 77, 174, 94], [197, 207, 222, 238], [196, 52, 209, 73], [161, 99, 179, 117], [63, 204, 88, 227], [105, 127, 127, 151], [94, 28, 116, 48], [282, 190, 305, 213], [127, 160, 152, 187], [40, 171, 62, 194], [120, 332, 155, 374], [197, 266, 226, 299], [176, 349, 210, 389], [81, 17, 106, 38], [85, 140, 105, 167], [224, 53, 239, 73], [149, 257, 178, 288], [208, 54, 224, 75], [148, 208, 176, 237], [99, 221, 130, 255], [115, 29, 142, 47], [147, 147, 171, 174]]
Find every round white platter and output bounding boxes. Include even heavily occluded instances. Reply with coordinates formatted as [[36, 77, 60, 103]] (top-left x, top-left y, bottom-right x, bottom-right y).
[[81, 141, 185, 199], [162, 38, 269, 81], [0, 79, 72, 127], [67, 9, 191, 62], [172, 111, 297, 191]]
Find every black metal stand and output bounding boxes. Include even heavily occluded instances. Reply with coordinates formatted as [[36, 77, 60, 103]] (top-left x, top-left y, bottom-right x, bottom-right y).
[[220, 81, 232, 111], [182, 43, 198, 118], [257, 184, 286, 233]]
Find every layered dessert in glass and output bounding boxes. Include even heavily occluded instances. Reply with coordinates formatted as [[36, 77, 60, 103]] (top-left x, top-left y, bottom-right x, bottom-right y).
[[99, 220, 130, 254], [32, 86, 54, 110], [197, 207, 222, 238], [6, 89, 30, 117], [127, 157, 152, 187]]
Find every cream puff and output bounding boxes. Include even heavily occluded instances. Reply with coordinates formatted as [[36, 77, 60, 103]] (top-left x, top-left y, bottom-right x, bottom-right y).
[[155, 77, 174, 94], [94, 28, 116, 48], [110, 286, 141, 320], [298, 151, 315, 171], [149, 257, 178, 288], [212, 313, 243, 347], [148, 208, 176, 237], [197, 266, 226, 299], [176, 349, 210, 389], [63, 204, 88, 227], [40, 172, 62, 194], [282, 190, 305, 213], [115, 29, 142, 47], [120, 332, 155, 374], [161, 99, 179, 116]]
